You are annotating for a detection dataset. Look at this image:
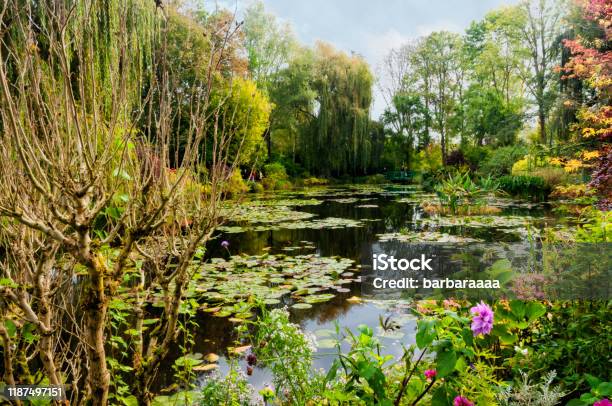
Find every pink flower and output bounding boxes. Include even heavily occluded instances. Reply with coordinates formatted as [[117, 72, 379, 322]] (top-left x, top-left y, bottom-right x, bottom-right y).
[[470, 301, 494, 336], [424, 369, 437, 380], [454, 396, 474, 406], [594, 399, 611, 406]]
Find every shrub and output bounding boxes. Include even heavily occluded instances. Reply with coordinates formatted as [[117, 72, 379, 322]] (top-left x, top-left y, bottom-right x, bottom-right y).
[[302, 177, 329, 186], [263, 162, 288, 179], [480, 145, 528, 176], [447, 149, 466, 167], [247, 181, 264, 193], [365, 174, 386, 184], [498, 175, 550, 200], [433, 172, 498, 214], [463, 146, 490, 171], [262, 162, 292, 190], [530, 167, 571, 189], [223, 169, 249, 196], [529, 301, 612, 394], [497, 371, 565, 406], [250, 309, 322, 404], [416, 144, 443, 173]]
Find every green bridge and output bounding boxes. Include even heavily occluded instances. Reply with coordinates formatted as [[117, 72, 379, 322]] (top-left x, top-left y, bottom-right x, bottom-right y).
[[384, 170, 417, 182]]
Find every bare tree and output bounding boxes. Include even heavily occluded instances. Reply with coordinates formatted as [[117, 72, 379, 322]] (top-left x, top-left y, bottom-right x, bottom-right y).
[[0, 0, 248, 404]]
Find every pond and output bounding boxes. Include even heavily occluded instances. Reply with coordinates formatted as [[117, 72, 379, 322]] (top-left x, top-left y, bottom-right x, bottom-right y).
[[158, 184, 569, 392]]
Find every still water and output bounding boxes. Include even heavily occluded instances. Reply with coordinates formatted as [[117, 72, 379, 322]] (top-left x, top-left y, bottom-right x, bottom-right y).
[[156, 185, 563, 391]]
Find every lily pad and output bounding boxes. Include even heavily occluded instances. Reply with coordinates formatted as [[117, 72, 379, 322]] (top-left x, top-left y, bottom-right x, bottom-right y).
[[291, 303, 313, 310]]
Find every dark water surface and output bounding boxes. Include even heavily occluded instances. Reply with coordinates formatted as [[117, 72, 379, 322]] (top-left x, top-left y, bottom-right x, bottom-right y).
[[156, 185, 564, 391]]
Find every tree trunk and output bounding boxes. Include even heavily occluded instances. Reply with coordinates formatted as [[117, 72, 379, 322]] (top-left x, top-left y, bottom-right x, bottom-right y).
[[539, 106, 546, 145], [83, 268, 110, 405], [265, 127, 272, 161]]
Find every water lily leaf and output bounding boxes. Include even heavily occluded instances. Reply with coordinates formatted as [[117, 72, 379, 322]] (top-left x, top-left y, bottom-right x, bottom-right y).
[[204, 353, 219, 363], [229, 345, 251, 355], [303, 293, 335, 304], [317, 339, 338, 349], [292, 303, 313, 310], [314, 329, 335, 338], [193, 364, 218, 372]]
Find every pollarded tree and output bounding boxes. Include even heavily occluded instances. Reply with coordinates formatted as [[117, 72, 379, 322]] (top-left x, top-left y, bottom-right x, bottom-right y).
[[0, 1, 251, 404]]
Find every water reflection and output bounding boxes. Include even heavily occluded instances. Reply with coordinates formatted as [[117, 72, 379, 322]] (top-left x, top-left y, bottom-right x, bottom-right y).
[[173, 186, 564, 391]]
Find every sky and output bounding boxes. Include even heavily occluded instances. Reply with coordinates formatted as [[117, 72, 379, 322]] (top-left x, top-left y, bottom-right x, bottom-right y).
[[212, 0, 521, 118]]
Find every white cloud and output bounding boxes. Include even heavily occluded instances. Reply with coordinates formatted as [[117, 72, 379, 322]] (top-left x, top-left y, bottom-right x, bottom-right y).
[[364, 28, 412, 62], [415, 21, 463, 36]]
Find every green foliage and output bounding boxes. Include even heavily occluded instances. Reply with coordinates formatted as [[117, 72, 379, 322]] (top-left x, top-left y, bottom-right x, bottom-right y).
[[250, 308, 322, 404], [262, 162, 292, 190], [498, 175, 550, 200], [270, 43, 376, 177], [567, 374, 612, 406], [415, 299, 549, 405], [223, 170, 249, 196], [529, 301, 612, 393], [416, 144, 443, 174], [574, 209, 611, 242], [199, 363, 255, 406], [434, 172, 498, 214], [479, 145, 528, 176], [464, 85, 524, 146], [210, 77, 271, 166]]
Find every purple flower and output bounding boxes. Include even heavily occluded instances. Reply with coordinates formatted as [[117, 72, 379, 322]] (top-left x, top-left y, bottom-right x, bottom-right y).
[[221, 240, 229, 249], [470, 301, 494, 336], [594, 400, 612, 406], [454, 396, 474, 406], [424, 369, 437, 380]]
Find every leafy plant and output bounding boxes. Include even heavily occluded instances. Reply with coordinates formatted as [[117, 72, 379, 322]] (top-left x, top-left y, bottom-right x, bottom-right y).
[[498, 175, 550, 200], [566, 374, 612, 406], [434, 172, 497, 214], [198, 363, 255, 406], [498, 370, 565, 406], [249, 308, 322, 404]]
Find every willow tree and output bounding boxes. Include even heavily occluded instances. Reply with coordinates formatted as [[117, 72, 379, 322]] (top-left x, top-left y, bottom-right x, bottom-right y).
[[0, 1, 247, 404], [304, 43, 373, 176]]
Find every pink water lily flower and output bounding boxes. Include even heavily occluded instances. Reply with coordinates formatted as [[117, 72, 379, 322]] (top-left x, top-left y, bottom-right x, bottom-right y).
[[424, 369, 436, 380], [594, 399, 611, 406]]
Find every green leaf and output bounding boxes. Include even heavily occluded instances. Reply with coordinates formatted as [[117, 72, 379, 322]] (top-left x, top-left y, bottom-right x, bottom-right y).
[[0, 278, 18, 288], [525, 302, 546, 321], [509, 300, 526, 319], [4, 320, 17, 338], [113, 168, 132, 181], [431, 386, 451, 406], [325, 359, 340, 382], [357, 324, 374, 337], [596, 382, 612, 397], [436, 350, 457, 377], [584, 374, 602, 390], [565, 399, 585, 406], [416, 319, 436, 349]]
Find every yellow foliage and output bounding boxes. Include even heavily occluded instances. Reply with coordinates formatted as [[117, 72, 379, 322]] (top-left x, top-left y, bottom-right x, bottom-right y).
[[581, 150, 600, 161], [563, 159, 584, 173]]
